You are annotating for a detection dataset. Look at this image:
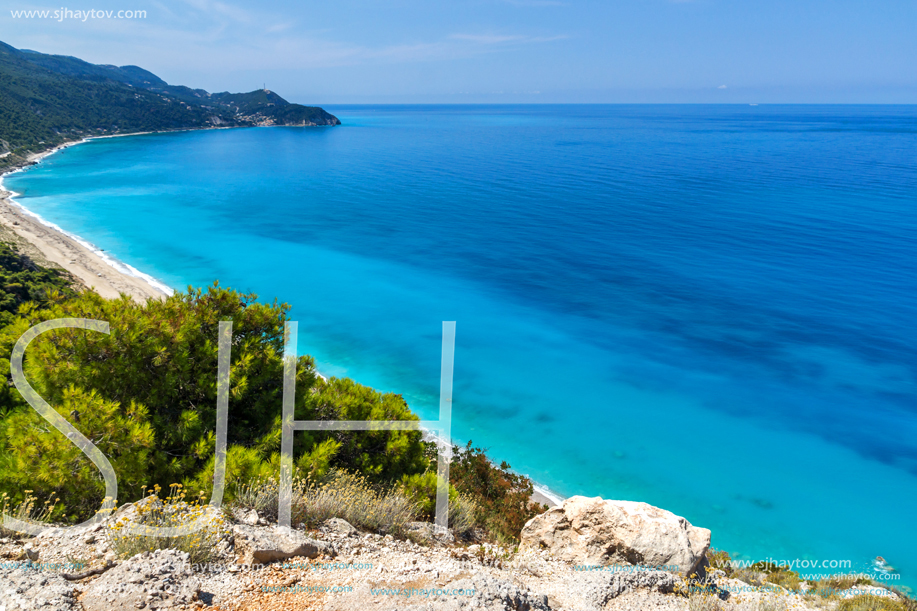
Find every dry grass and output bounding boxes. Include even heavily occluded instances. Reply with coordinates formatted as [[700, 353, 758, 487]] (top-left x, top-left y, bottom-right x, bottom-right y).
[[106, 483, 228, 564], [0, 490, 59, 536], [837, 594, 917, 611], [687, 589, 724, 611], [231, 476, 307, 523], [232, 470, 419, 536], [448, 493, 478, 537], [753, 597, 788, 611]]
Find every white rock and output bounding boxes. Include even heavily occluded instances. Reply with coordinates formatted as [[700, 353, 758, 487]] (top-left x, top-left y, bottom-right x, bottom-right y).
[[520, 495, 710, 577]]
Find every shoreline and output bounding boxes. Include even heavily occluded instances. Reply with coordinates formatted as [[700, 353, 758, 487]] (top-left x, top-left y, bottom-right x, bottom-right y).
[[0, 135, 176, 301], [0, 132, 567, 510]]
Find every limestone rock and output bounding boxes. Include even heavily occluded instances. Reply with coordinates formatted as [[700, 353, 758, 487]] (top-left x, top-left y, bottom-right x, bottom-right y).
[[520, 496, 710, 577], [233, 524, 333, 564], [231, 507, 260, 526], [405, 521, 455, 545], [321, 517, 359, 536]]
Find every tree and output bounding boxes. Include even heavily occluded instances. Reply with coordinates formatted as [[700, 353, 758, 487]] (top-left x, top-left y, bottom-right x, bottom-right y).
[[0, 282, 428, 520]]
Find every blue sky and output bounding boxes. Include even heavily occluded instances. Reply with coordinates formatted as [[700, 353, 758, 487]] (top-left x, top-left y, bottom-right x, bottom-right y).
[[3, 0, 917, 103]]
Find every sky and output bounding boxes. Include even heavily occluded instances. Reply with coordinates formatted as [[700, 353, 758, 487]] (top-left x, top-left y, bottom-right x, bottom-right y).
[[2, 0, 917, 104]]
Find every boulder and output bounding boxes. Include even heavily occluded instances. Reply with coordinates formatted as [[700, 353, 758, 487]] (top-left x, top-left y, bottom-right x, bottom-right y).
[[520, 496, 710, 577], [233, 524, 334, 564], [80, 549, 200, 611]]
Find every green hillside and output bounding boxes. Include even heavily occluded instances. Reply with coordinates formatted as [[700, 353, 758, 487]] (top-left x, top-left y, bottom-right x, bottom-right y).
[[0, 40, 339, 168]]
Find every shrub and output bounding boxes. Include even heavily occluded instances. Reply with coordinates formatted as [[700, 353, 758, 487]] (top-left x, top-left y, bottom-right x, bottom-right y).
[[449, 441, 547, 543], [759, 564, 802, 590], [297, 470, 418, 535], [706, 549, 734, 574], [447, 493, 478, 537], [106, 484, 228, 564], [230, 475, 310, 524], [0, 386, 154, 519], [0, 242, 76, 331], [755, 597, 788, 611], [397, 469, 478, 536]]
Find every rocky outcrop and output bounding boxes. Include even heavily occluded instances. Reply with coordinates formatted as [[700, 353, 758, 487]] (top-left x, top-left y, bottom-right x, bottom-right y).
[[520, 496, 710, 577], [560, 568, 677, 609], [80, 549, 200, 610], [233, 524, 334, 564], [0, 509, 871, 611], [0, 569, 79, 611]]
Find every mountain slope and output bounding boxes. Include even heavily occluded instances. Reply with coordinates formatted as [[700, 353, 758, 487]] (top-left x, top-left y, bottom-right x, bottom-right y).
[[0, 40, 339, 167]]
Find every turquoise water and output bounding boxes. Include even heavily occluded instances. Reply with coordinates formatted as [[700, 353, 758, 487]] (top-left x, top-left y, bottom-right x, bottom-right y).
[[5, 105, 917, 585]]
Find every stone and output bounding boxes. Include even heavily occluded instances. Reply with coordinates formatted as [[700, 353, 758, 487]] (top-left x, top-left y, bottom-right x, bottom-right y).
[[80, 549, 200, 611], [326, 574, 550, 611], [321, 517, 359, 536], [405, 521, 455, 545], [18, 544, 39, 561], [232, 524, 333, 564], [230, 507, 260, 525], [428, 575, 551, 611], [520, 495, 710, 577]]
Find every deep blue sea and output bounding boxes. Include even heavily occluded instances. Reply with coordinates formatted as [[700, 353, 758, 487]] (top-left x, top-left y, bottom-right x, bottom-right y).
[[5, 105, 917, 586]]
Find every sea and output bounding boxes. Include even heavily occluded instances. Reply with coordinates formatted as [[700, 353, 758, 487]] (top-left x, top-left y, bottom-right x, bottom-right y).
[[4, 105, 916, 587]]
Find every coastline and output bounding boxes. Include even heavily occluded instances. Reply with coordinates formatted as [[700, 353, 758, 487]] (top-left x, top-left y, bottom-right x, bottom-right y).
[[0, 132, 567, 510], [0, 137, 172, 301]]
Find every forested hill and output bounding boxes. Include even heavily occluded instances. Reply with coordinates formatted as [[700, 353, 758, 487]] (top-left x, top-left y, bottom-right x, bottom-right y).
[[0, 40, 340, 167]]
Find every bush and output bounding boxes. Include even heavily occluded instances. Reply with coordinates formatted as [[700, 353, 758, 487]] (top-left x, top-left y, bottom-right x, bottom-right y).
[[0, 385, 154, 519], [106, 484, 227, 564], [447, 493, 478, 537], [755, 597, 788, 611], [687, 589, 723, 611], [398, 469, 478, 535], [448, 441, 547, 543]]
